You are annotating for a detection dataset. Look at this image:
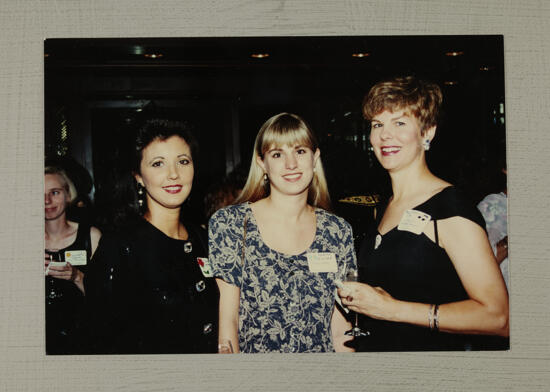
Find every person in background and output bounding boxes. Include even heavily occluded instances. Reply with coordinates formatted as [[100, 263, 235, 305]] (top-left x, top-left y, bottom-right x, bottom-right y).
[[46, 156, 96, 226], [339, 76, 509, 351], [477, 165, 509, 292], [45, 166, 101, 354], [209, 112, 355, 353], [84, 118, 218, 354], [204, 163, 248, 222]]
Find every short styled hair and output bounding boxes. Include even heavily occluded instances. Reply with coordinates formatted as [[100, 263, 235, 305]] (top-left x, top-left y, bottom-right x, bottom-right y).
[[45, 166, 78, 203], [362, 76, 443, 133], [133, 118, 198, 174], [105, 117, 200, 227]]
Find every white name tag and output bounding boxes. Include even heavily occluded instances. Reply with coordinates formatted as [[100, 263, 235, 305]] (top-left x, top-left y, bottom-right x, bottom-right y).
[[64, 250, 87, 266], [398, 209, 431, 235], [197, 257, 213, 278], [306, 252, 337, 273]]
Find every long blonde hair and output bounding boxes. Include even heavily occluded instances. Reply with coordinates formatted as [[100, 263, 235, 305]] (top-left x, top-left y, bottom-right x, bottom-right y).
[[235, 112, 331, 210]]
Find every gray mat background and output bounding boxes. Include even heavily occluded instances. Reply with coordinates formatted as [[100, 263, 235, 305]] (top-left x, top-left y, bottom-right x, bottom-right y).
[[1, 1, 548, 391]]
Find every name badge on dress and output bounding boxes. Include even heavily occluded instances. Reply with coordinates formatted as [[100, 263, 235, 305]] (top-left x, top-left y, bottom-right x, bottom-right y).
[[64, 250, 87, 266], [397, 209, 431, 235], [197, 257, 213, 278], [306, 252, 337, 273]]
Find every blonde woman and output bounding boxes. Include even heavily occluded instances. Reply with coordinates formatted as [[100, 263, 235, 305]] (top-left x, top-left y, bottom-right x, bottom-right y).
[[209, 113, 355, 353], [44, 166, 101, 354]]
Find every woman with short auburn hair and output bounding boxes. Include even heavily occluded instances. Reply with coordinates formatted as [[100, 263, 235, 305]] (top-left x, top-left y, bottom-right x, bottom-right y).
[[338, 76, 509, 351]]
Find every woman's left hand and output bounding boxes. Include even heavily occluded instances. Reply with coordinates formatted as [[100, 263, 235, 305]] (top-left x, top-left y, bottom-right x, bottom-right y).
[[338, 282, 395, 321], [47, 261, 77, 280]]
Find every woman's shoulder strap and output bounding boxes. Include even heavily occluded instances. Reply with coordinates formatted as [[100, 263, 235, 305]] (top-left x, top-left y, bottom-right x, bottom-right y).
[[423, 186, 487, 230], [74, 220, 92, 257]]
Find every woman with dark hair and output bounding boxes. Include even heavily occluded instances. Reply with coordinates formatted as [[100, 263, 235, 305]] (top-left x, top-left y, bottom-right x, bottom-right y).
[[84, 119, 218, 354], [209, 112, 355, 353], [338, 76, 509, 351], [45, 165, 101, 354]]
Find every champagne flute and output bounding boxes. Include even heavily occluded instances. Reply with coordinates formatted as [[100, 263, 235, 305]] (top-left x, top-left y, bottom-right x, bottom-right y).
[[344, 270, 369, 337], [45, 250, 62, 300]]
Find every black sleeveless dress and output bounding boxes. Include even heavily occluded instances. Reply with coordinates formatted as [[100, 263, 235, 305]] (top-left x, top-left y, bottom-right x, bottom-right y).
[[356, 186, 509, 351], [84, 218, 219, 354], [45, 222, 91, 354]]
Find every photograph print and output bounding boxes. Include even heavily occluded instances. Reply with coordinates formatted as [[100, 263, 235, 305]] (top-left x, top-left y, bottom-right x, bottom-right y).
[[44, 35, 508, 354]]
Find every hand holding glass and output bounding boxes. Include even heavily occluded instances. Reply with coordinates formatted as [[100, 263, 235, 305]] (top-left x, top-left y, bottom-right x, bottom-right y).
[[343, 271, 369, 337]]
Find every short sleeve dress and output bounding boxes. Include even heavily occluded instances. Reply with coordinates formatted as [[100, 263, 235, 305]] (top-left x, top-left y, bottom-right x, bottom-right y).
[[209, 203, 357, 353], [357, 186, 509, 351]]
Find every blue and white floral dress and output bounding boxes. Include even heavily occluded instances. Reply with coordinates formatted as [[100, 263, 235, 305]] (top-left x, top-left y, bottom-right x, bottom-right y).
[[208, 203, 357, 353]]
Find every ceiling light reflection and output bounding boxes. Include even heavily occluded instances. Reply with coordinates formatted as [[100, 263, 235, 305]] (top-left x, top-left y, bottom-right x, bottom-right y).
[[445, 51, 464, 57]]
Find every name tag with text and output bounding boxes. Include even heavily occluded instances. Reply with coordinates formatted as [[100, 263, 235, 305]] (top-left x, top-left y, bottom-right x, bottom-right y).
[[64, 250, 87, 266], [306, 252, 337, 273], [398, 210, 431, 235]]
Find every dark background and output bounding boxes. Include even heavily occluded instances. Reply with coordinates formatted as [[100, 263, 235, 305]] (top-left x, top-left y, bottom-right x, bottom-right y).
[[44, 36, 505, 238]]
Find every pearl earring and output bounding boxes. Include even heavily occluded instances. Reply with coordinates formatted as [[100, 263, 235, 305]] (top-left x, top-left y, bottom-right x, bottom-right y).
[[422, 139, 431, 151], [137, 183, 145, 207]]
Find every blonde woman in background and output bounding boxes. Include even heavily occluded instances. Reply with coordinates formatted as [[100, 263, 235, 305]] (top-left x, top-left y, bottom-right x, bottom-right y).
[[45, 166, 101, 354]]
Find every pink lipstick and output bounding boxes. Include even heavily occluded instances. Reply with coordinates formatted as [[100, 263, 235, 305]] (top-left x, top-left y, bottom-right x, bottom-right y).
[[381, 146, 401, 156], [282, 173, 302, 182]]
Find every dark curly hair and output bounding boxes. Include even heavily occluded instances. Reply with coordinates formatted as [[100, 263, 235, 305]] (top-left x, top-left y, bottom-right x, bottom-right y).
[[108, 118, 199, 229], [132, 118, 199, 175]]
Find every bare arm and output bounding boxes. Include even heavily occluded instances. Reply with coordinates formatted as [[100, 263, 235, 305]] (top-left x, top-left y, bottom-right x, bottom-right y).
[[494, 236, 508, 265], [434, 217, 508, 335], [340, 217, 509, 336], [331, 306, 354, 352], [90, 226, 102, 257], [216, 278, 240, 353]]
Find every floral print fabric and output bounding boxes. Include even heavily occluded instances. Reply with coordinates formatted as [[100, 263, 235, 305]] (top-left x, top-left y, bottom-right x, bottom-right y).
[[208, 203, 357, 353], [477, 192, 509, 290]]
